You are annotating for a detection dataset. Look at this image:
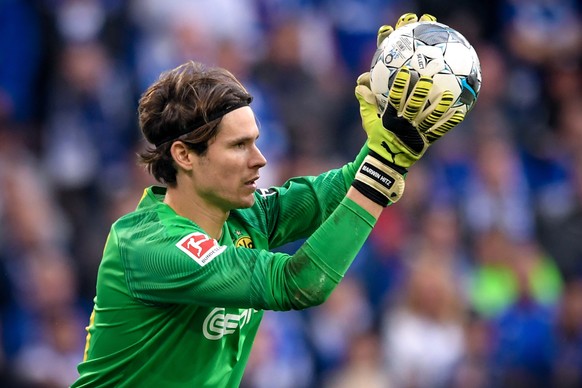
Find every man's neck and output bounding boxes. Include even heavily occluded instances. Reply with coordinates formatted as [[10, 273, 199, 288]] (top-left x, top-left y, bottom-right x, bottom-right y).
[[164, 186, 228, 240]]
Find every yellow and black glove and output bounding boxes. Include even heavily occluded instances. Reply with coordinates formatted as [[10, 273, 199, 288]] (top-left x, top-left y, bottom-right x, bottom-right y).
[[352, 13, 466, 206]]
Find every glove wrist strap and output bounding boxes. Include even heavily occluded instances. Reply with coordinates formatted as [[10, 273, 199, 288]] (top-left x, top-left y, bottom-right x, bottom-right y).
[[352, 154, 406, 206], [368, 150, 408, 175]]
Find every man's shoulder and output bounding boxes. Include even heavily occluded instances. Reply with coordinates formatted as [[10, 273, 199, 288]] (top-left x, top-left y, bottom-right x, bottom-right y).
[[112, 202, 199, 247]]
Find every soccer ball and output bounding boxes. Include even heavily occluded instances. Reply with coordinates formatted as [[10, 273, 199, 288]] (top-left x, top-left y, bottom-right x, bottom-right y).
[[369, 21, 481, 117]]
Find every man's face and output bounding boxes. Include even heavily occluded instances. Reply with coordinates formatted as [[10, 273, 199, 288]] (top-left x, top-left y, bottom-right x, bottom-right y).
[[192, 106, 267, 212]]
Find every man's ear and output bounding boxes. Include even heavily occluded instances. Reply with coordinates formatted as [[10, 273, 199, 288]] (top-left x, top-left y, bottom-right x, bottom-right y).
[[170, 141, 195, 172]]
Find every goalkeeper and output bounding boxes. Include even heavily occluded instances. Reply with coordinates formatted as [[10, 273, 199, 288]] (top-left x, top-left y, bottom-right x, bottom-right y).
[[73, 13, 467, 388]]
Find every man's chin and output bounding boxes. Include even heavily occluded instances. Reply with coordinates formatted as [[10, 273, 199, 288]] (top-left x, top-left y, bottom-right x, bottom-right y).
[[235, 196, 256, 209]]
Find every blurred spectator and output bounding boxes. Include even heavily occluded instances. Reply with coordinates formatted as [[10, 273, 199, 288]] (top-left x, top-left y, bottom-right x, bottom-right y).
[[320, 0, 406, 77], [0, 126, 71, 368], [468, 230, 562, 319], [382, 255, 465, 388], [42, 40, 136, 191], [0, 131, 69, 254], [5, 249, 87, 387], [241, 311, 314, 388], [102, 143, 158, 223], [0, 0, 42, 124], [40, 40, 137, 296], [450, 312, 493, 388], [357, 206, 408, 310], [552, 277, 582, 387], [413, 205, 472, 287], [501, 0, 581, 66], [251, 17, 342, 165], [11, 255, 85, 387], [537, 136, 582, 278], [129, 0, 262, 89], [323, 331, 392, 388], [13, 309, 83, 388], [306, 276, 374, 383], [468, 229, 518, 318], [462, 133, 534, 242], [488, 243, 559, 388]]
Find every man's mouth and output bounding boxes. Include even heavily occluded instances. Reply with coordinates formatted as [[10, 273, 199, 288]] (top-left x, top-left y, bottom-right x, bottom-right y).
[[245, 176, 260, 187]]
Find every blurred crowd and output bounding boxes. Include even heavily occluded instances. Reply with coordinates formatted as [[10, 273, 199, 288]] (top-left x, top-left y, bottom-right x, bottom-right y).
[[0, 0, 581, 387]]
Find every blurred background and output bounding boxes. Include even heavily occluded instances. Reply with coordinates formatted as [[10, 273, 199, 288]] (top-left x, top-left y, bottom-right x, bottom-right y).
[[0, 0, 581, 387]]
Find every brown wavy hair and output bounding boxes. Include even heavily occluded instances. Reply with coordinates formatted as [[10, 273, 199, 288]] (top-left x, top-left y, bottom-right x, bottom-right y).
[[137, 61, 252, 185]]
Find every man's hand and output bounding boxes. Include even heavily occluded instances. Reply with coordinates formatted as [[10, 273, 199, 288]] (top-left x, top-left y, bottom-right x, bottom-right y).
[[352, 13, 466, 206], [356, 69, 463, 168], [376, 13, 436, 48]]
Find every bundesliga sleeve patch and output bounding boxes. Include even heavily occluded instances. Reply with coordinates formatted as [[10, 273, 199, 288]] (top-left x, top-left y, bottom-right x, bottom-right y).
[[176, 232, 226, 267]]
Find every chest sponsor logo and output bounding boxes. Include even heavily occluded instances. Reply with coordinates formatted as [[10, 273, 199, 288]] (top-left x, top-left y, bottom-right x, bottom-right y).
[[176, 232, 226, 267], [235, 236, 254, 248], [203, 307, 256, 340]]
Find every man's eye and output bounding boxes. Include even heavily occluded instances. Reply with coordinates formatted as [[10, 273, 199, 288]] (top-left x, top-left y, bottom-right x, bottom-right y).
[[235, 142, 246, 149]]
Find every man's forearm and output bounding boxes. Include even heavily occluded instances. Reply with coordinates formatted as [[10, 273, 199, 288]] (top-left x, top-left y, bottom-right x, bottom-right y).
[[283, 194, 379, 309]]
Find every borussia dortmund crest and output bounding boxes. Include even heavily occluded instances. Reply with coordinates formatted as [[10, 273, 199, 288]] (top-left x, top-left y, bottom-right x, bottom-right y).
[[235, 236, 254, 248]]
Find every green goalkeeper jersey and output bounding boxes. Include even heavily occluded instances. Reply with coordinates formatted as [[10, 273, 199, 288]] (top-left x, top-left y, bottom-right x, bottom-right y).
[[73, 147, 376, 387]]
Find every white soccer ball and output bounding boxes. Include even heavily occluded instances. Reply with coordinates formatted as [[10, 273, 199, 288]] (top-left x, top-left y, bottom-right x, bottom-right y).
[[369, 21, 482, 117]]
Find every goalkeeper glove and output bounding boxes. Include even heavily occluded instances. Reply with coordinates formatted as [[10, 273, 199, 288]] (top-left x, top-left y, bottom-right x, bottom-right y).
[[376, 12, 437, 48], [352, 13, 466, 206]]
